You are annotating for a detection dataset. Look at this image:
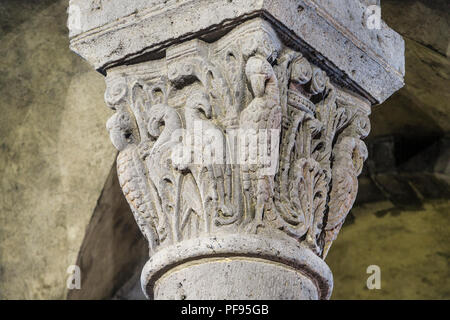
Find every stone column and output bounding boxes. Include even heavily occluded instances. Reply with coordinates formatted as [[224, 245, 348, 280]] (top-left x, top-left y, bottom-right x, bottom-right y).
[[69, 0, 404, 300]]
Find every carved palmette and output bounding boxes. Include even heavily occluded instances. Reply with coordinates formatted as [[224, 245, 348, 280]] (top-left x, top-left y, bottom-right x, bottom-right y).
[[104, 19, 370, 258]]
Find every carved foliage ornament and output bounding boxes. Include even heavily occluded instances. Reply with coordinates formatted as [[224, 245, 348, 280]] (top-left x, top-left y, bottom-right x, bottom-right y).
[[104, 20, 370, 259]]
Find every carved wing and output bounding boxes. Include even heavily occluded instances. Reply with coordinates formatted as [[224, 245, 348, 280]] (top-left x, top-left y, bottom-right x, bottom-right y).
[[323, 137, 367, 257], [117, 148, 160, 252], [323, 166, 358, 257], [327, 167, 358, 230]]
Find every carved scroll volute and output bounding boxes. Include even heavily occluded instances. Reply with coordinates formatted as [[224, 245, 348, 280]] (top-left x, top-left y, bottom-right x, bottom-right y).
[[102, 19, 371, 263], [105, 79, 135, 150]]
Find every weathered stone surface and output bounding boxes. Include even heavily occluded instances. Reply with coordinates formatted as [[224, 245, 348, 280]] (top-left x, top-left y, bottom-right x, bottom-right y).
[[2, 0, 446, 301], [68, 0, 404, 300], [101, 17, 371, 299], [68, 0, 404, 103], [106, 132, 450, 300], [145, 235, 332, 299], [154, 258, 319, 300]]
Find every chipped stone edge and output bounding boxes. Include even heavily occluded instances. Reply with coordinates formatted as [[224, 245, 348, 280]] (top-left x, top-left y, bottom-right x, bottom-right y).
[[68, 0, 404, 104], [140, 234, 334, 300]]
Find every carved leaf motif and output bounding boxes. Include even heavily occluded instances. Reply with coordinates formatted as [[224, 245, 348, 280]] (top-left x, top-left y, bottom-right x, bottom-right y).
[[103, 24, 370, 259], [168, 57, 238, 126], [276, 158, 327, 242]]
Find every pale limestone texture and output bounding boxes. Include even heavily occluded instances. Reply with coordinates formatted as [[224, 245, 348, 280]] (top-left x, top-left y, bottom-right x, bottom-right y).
[[154, 258, 319, 300], [68, 0, 404, 300], [101, 20, 370, 299], [68, 0, 404, 104], [142, 235, 333, 299]]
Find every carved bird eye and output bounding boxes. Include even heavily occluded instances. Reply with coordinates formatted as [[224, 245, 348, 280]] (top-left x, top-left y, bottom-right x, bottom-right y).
[[309, 68, 327, 94], [105, 80, 127, 108]]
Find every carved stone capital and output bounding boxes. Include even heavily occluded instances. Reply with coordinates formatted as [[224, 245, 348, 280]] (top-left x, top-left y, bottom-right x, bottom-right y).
[[69, 0, 404, 300]]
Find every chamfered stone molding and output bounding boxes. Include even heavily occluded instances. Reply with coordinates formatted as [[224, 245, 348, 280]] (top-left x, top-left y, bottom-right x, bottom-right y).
[[69, 1, 405, 300], [68, 0, 404, 104]]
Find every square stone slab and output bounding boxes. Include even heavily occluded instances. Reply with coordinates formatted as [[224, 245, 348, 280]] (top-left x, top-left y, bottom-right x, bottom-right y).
[[68, 0, 405, 104]]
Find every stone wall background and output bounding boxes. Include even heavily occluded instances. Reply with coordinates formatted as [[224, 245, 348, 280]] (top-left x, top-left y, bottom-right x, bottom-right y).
[[0, 0, 116, 299], [0, 0, 448, 299]]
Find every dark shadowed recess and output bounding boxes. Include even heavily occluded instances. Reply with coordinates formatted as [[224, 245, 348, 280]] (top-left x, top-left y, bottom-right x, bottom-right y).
[[67, 163, 148, 300]]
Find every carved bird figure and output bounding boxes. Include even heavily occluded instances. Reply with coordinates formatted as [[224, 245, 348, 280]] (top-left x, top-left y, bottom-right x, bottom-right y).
[[145, 103, 185, 242], [183, 92, 235, 231], [323, 136, 368, 258], [107, 111, 160, 252], [240, 55, 282, 231]]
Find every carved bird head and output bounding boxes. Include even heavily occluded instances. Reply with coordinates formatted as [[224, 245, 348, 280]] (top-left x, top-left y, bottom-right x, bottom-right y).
[[147, 104, 168, 138], [353, 140, 369, 175], [186, 92, 212, 119], [245, 56, 274, 98], [333, 137, 368, 175], [290, 55, 312, 85], [106, 111, 135, 151]]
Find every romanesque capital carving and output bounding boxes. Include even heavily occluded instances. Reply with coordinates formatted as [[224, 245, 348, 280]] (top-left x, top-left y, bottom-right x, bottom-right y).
[[103, 18, 371, 299]]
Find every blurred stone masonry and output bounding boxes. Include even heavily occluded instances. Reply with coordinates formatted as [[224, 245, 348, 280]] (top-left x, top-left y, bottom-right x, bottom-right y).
[[68, 0, 405, 300], [356, 134, 450, 207]]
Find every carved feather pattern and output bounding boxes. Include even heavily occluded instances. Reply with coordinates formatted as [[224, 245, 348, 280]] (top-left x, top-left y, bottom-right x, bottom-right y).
[[323, 137, 368, 258], [117, 148, 160, 252], [104, 25, 370, 258]]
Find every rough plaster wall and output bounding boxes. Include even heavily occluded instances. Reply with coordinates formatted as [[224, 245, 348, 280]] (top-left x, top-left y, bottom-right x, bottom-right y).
[[327, 200, 450, 299], [0, 0, 116, 299], [370, 37, 450, 138], [383, 0, 450, 57], [67, 164, 148, 300]]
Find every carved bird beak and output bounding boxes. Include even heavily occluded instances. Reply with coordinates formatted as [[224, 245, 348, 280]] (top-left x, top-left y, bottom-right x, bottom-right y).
[[107, 128, 128, 151], [199, 102, 212, 119], [193, 95, 212, 119], [249, 74, 267, 97]]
